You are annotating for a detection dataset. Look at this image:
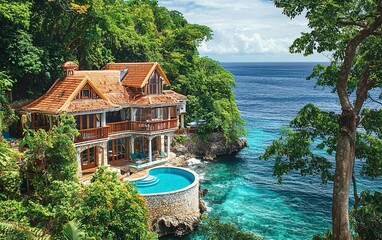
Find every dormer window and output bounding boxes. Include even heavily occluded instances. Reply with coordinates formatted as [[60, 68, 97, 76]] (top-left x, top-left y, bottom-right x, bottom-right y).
[[76, 84, 99, 99]]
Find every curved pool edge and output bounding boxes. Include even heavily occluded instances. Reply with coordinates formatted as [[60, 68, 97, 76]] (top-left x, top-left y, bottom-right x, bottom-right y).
[[128, 166, 202, 237], [129, 166, 200, 196]]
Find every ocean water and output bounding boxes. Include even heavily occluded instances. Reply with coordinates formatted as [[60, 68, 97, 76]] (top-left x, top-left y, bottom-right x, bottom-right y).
[[165, 62, 382, 240]]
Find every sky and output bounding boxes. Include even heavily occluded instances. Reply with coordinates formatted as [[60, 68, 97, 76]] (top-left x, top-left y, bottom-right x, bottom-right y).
[[158, 0, 330, 62]]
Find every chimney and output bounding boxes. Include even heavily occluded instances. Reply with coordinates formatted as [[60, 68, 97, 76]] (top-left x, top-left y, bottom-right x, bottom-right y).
[[61, 61, 79, 76]]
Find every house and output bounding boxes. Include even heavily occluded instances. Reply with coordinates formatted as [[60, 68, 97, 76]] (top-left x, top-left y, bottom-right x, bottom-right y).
[[21, 61, 187, 176]]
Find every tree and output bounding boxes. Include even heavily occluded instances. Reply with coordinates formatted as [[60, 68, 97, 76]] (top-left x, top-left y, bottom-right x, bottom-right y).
[[79, 167, 156, 240], [21, 115, 79, 193], [171, 57, 246, 142], [261, 1, 382, 239]]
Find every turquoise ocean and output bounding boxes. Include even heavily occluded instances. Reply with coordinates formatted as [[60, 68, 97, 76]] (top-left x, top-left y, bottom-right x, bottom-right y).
[[169, 62, 382, 240]]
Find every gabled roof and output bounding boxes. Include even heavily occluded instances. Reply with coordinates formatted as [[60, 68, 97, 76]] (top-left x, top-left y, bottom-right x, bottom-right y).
[[102, 62, 171, 88], [74, 70, 129, 106], [22, 75, 118, 114]]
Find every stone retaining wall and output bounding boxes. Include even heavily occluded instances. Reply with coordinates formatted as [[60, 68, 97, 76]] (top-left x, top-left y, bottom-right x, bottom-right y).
[[142, 171, 200, 237]]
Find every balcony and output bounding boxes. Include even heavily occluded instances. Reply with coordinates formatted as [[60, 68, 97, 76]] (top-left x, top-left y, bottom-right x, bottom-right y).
[[108, 121, 130, 133], [108, 118, 178, 134], [74, 127, 110, 143]]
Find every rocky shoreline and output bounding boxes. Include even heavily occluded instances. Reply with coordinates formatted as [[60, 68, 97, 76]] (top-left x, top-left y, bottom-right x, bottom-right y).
[[152, 133, 248, 237], [171, 132, 249, 160]]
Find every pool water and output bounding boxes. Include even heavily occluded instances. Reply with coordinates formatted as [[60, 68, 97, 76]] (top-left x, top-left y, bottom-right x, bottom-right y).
[[131, 167, 195, 194]]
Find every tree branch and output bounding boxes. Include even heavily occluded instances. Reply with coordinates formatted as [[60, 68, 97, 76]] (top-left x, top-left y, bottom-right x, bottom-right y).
[[368, 94, 382, 106], [336, 12, 382, 111], [354, 65, 372, 114]]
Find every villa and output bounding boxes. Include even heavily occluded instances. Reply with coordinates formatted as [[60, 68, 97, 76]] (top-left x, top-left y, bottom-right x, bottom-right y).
[[21, 61, 187, 176]]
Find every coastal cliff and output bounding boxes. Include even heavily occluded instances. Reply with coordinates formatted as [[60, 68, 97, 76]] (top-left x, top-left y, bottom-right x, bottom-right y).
[[172, 132, 249, 160]]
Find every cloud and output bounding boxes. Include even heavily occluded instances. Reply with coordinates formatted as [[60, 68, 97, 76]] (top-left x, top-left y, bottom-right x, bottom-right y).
[[158, 0, 328, 62]]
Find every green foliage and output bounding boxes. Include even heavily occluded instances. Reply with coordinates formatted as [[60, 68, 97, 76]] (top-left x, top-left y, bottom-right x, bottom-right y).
[[79, 167, 155, 240], [261, 104, 336, 184], [266, 1, 382, 238], [0, 200, 48, 239], [312, 229, 333, 240], [0, 220, 50, 240], [59, 221, 95, 240], [351, 191, 382, 240], [197, 216, 264, 240], [20, 115, 79, 192], [26, 180, 83, 235], [0, 139, 22, 200], [173, 134, 187, 144], [0, 72, 18, 129], [171, 57, 246, 142]]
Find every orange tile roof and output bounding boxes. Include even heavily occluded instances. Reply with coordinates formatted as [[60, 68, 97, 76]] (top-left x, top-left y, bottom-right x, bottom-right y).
[[67, 99, 119, 113], [22, 75, 85, 114], [22, 75, 118, 114], [102, 62, 170, 88], [128, 94, 179, 107], [163, 90, 188, 100], [74, 70, 129, 106], [23, 62, 185, 115]]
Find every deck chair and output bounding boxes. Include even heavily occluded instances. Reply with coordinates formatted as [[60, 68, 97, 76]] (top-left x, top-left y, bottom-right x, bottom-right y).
[[130, 153, 144, 165], [138, 152, 148, 161], [160, 151, 167, 158]]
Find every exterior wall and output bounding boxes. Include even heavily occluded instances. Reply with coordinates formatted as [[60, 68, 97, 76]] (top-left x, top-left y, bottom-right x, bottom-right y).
[[142, 180, 200, 224]]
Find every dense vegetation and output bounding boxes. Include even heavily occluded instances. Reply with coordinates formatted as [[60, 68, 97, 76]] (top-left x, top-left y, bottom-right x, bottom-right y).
[[261, 1, 382, 239], [0, 115, 156, 239], [0, 0, 245, 142], [0, 0, 246, 238]]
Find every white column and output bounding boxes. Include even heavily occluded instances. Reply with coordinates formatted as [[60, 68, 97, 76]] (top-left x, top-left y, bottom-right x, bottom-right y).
[[148, 137, 152, 162], [130, 136, 135, 154], [160, 135, 165, 153], [102, 112, 106, 127], [103, 144, 108, 166], [168, 107, 171, 120], [167, 135, 171, 158], [181, 114, 185, 128], [77, 152, 82, 178]]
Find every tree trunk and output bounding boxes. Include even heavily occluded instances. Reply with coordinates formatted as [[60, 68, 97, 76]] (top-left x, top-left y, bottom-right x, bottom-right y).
[[332, 110, 357, 240]]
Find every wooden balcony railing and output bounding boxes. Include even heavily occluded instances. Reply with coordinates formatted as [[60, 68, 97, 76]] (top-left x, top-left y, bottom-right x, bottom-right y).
[[74, 127, 110, 143], [107, 121, 130, 133], [130, 118, 178, 132], [108, 118, 178, 133]]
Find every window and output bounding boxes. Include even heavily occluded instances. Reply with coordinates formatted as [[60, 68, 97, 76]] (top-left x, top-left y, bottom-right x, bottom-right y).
[[151, 108, 163, 120], [81, 89, 90, 98], [76, 114, 99, 130], [81, 147, 97, 169], [135, 108, 147, 121], [31, 113, 50, 130], [108, 138, 128, 163], [77, 84, 99, 99], [120, 68, 128, 81], [163, 107, 169, 120], [148, 72, 161, 94]]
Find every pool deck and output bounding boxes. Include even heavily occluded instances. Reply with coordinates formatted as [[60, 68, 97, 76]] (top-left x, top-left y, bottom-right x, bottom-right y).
[[81, 152, 177, 183]]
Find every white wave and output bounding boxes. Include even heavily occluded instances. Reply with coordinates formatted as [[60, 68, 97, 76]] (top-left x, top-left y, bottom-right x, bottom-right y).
[[187, 157, 203, 165]]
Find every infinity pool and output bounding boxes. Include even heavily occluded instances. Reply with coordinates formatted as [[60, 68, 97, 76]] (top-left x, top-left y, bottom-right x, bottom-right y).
[[131, 167, 196, 195]]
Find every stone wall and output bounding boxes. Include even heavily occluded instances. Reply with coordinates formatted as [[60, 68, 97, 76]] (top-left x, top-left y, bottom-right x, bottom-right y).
[[142, 174, 201, 237]]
